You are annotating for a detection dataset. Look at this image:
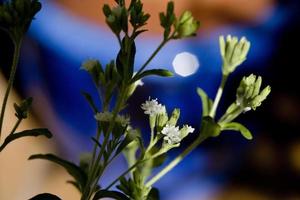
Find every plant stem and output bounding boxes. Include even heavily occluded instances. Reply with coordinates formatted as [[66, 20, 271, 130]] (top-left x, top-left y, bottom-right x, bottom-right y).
[[9, 118, 22, 135], [209, 74, 228, 118], [145, 134, 208, 187], [0, 40, 22, 138], [82, 86, 127, 200], [135, 38, 169, 76], [105, 159, 142, 190]]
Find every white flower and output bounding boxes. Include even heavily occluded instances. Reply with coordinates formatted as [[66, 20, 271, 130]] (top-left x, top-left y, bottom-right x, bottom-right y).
[[161, 124, 181, 145], [141, 98, 165, 116], [179, 125, 195, 139], [184, 125, 195, 134], [94, 112, 129, 126]]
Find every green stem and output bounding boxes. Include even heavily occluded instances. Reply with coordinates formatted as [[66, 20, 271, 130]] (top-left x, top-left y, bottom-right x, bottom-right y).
[[209, 74, 228, 118], [135, 38, 169, 76], [218, 106, 244, 126], [105, 159, 142, 190], [9, 118, 22, 136], [145, 134, 208, 187], [0, 40, 22, 137]]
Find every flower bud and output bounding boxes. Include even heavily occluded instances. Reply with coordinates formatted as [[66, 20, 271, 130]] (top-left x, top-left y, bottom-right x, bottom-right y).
[[236, 74, 271, 111], [175, 11, 200, 38], [167, 108, 180, 126], [220, 35, 251, 75]]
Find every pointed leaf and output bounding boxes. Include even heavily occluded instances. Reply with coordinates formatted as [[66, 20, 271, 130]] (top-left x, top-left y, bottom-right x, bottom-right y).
[[29, 193, 61, 200], [197, 87, 213, 117], [93, 190, 129, 200], [0, 128, 52, 152], [91, 137, 102, 149], [148, 187, 160, 200], [222, 122, 253, 140], [28, 154, 87, 192], [131, 69, 173, 83], [81, 91, 98, 113]]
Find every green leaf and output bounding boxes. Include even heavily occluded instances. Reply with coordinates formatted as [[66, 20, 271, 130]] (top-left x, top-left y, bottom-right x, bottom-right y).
[[91, 137, 102, 149], [221, 122, 253, 140], [131, 69, 173, 83], [200, 116, 221, 138], [66, 180, 81, 192], [116, 37, 136, 81], [102, 4, 112, 17], [92, 190, 129, 200], [28, 154, 87, 192], [81, 91, 98, 113], [197, 87, 213, 117], [29, 193, 61, 200], [148, 187, 160, 200], [0, 128, 52, 152]]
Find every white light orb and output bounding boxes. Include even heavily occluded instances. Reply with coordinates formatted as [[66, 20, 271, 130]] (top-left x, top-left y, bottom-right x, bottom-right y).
[[172, 52, 199, 77]]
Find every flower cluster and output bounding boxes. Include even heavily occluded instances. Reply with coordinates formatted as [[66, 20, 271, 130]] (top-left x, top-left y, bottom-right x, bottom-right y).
[[161, 124, 181, 145], [94, 111, 130, 127], [141, 98, 194, 146], [141, 98, 165, 116], [161, 124, 194, 145]]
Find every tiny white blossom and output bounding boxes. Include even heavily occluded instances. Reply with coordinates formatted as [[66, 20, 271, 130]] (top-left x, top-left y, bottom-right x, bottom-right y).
[[141, 98, 165, 116], [184, 125, 195, 134], [94, 111, 112, 121], [161, 124, 181, 145]]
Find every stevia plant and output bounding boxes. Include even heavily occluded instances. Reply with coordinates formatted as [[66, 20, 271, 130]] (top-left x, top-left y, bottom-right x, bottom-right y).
[[0, 0, 271, 200], [0, 0, 52, 152]]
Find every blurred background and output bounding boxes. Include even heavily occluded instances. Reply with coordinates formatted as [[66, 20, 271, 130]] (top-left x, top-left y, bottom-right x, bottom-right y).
[[1, 0, 300, 199]]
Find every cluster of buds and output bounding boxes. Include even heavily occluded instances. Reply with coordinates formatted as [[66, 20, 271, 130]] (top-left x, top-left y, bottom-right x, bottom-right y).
[[159, 1, 200, 40], [13, 97, 32, 119], [236, 74, 271, 111], [0, 0, 41, 42]]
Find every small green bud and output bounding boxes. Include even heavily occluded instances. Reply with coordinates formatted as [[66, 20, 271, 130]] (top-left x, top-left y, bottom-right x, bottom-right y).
[[220, 35, 251, 75], [167, 108, 180, 126], [14, 97, 33, 119], [236, 74, 271, 111], [174, 11, 200, 39], [251, 85, 271, 110]]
